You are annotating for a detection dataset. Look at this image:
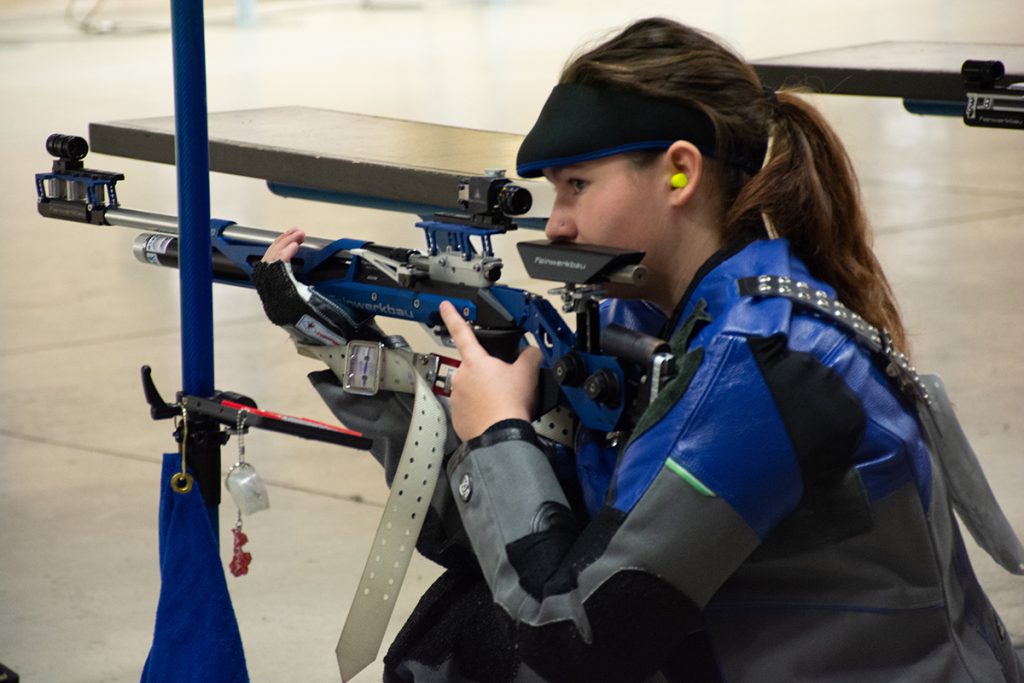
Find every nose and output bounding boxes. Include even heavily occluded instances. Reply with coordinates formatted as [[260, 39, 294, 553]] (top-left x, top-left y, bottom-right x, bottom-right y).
[[545, 205, 577, 241]]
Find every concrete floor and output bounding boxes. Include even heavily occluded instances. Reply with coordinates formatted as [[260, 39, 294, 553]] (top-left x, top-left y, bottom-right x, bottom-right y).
[[2, 0, 1023, 681]]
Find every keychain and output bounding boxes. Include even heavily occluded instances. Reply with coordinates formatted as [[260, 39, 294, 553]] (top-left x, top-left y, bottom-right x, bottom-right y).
[[225, 409, 269, 576]]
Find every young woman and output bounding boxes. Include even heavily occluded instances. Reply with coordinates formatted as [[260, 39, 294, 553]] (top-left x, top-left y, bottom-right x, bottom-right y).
[[258, 17, 1022, 683]]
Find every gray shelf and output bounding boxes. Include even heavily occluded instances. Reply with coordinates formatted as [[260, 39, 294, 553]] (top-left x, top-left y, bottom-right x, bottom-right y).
[[753, 41, 1024, 101], [89, 106, 527, 212]]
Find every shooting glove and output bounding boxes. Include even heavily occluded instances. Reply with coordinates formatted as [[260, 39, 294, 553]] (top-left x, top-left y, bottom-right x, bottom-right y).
[[251, 259, 385, 344]]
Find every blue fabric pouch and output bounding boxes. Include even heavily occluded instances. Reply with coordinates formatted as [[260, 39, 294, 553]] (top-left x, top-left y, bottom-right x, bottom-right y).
[[141, 454, 249, 683]]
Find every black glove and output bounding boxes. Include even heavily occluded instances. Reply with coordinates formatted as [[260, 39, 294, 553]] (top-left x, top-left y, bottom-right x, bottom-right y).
[[251, 260, 384, 344]]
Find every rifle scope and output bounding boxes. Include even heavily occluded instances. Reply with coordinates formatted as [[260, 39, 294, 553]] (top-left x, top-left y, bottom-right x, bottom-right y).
[[46, 134, 89, 162]]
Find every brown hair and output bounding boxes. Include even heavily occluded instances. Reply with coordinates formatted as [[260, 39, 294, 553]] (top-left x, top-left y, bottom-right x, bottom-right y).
[[560, 17, 908, 351]]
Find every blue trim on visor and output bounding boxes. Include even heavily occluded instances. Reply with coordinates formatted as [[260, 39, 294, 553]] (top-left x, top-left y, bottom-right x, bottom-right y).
[[517, 140, 714, 177]]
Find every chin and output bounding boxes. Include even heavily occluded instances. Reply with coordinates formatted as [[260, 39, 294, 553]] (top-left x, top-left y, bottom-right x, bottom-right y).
[[604, 282, 644, 301]]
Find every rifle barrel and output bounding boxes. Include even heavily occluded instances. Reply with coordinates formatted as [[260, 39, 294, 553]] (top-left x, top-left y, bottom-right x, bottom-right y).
[[105, 207, 335, 249]]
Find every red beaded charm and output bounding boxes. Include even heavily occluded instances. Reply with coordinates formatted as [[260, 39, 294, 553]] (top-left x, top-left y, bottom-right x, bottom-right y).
[[230, 525, 252, 577]]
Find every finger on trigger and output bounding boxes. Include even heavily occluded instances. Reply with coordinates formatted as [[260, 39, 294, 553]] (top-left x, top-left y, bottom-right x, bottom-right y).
[[439, 302, 476, 352]]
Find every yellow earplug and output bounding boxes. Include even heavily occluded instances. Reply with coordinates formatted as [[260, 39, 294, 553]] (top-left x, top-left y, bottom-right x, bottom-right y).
[[670, 172, 689, 189]]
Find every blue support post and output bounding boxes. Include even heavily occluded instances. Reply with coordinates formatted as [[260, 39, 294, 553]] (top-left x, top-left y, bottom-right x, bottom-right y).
[[141, 6, 249, 677], [170, 0, 218, 533]]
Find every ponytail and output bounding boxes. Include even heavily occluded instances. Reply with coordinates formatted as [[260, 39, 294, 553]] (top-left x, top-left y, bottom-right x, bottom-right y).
[[561, 17, 909, 352], [724, 93, 909, 352]]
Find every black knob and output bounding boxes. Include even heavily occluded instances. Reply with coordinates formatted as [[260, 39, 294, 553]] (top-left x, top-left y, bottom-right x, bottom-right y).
[[583, 368, 620, 407], [554, 353, 586, 387]]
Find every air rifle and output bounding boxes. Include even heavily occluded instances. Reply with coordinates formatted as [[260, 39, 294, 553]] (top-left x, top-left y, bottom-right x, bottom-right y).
[[36, 134, 676, 436]]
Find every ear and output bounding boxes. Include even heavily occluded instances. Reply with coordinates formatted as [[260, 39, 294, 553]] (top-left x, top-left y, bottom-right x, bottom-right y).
[[665, 140, 703, 208]]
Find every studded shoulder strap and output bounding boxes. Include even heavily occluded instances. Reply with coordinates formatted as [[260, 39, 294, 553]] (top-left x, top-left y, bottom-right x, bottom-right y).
[[737, 275, 930, 405], [740, 276, 1024, 576]]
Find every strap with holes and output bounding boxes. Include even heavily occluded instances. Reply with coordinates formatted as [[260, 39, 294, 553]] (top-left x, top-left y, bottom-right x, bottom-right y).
[[335, 355, 448, 681]]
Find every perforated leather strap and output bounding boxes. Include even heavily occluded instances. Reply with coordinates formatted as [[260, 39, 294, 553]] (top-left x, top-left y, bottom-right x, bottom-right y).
[[737, 275, 931, 404], [327, 352, 448, 681], [296, 343, 421, 394]]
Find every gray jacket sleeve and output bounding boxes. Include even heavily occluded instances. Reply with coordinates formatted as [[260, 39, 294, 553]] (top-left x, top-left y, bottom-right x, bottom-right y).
[[446, 419, 760, 683]]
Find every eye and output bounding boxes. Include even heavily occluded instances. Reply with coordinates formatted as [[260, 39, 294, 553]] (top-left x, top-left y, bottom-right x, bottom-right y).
[[568, 178, 588, 194]]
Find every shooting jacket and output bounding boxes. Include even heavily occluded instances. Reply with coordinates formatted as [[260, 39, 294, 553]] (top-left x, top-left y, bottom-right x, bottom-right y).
[[386, 238, 1022, 683]]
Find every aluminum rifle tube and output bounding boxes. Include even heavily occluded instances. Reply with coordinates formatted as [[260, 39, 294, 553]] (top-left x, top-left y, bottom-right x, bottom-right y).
[[105, 208, 182, 234], [105, 207, 335, 250], [222, 224, 334, 250]]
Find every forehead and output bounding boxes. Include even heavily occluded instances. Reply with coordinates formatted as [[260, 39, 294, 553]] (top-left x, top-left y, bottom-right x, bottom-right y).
[[541, 156, 636, 182], [542, 165, 581, 182]]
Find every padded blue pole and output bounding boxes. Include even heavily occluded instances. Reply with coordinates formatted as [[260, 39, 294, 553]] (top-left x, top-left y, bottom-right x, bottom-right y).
[[170, 0, 218, 531]]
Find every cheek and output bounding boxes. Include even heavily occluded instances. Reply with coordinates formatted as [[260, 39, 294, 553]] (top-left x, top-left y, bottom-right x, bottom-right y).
[[582, 196, 646, 248], [616, 206, 664, 256]]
